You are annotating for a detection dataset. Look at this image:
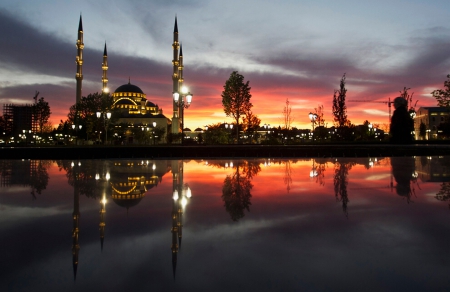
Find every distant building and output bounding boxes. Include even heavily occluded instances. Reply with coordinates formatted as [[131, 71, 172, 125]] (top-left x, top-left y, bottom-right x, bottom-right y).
[[414, 107, 450, 140], [2, 103, 37, 137]]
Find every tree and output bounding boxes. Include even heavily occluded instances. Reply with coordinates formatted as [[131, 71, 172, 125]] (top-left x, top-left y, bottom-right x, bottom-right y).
[[204, 123, 229, 144], [282, 98, 293, 130], [222, 71, 253, 143], [399, 87, 418, 116], [242, 110, 260, 144], [34, 96, 51, 135], [314, 104, 325, 127], [332, 74, 349, 128], [431, 74, 450, 108], [66, 92, 115, 141]]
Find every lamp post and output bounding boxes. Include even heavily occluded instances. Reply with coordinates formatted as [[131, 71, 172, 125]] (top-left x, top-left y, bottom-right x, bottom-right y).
[[263, 124, 270, 141], [225, 123, 234, 144], [152, 121, 156, 145], [72, 124, 82, 145], [96, 111, 111, 145], [308, 113, 317, 141], [173, 86, 193, 145]]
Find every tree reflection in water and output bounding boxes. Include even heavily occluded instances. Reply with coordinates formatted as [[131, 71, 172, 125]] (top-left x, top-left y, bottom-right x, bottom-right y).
[[221, 160, 261, 221], [30, 161, 50, 199], [311, 159, 327, 186], [283, 160, 293, 193], [435, 182, 450, 209], [333, 159, 355, 218], [58, 160, 105, 199]]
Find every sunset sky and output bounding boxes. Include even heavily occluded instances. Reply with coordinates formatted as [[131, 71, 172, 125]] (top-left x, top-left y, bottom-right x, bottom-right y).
[[1, 0, 450, 130]]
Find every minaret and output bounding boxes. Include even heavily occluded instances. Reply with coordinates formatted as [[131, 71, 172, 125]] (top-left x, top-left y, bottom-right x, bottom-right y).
[[171, 16, 180, 134], [75, 15, 84, 104], [102, 42, 108, 93], [178, 44, 184, 97]]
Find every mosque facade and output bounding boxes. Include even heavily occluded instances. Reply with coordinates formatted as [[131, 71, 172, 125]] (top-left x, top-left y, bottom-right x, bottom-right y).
[[75, 16, 188, 142]]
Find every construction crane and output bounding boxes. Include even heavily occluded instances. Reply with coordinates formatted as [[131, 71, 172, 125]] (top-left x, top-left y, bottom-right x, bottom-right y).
[[348, 98, 393, 123]]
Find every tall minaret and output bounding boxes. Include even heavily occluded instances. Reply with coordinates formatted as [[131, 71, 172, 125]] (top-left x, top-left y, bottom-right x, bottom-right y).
[[171, 16, 180, 134], [178, 43, 184, 95], [75, 15, 84, 104], [102, 42, 108, 93]]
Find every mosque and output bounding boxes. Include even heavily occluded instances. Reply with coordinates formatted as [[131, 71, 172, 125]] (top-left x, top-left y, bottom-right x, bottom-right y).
[[75, 15, 189, 142]]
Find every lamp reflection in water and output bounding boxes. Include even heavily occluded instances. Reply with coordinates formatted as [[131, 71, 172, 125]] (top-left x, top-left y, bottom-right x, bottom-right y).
[[171, 159, 192, 279], [71, 161, 81, 281], [96, 169, 110, 251]]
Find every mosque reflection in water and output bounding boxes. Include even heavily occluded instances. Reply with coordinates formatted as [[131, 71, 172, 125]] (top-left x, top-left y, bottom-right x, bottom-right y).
[[58, 159, 192, 280], [1, 156, 450, 289]]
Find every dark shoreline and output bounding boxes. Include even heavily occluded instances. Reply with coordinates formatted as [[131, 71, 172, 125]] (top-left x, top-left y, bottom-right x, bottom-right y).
[[1, 144, 450, 160]]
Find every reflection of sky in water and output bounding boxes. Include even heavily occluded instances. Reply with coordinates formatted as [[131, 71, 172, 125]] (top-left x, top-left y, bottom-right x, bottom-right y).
[[1, 158, 449, 291]]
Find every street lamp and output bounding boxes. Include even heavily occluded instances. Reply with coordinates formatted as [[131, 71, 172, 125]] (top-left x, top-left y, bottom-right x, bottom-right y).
[[152, 121, 156, 145], [173, 86, 193, 145], [72, 124, 82, 145], [225, 123, 234, 144], [308, 113, 317, 140], [96, 111, 111, 145]]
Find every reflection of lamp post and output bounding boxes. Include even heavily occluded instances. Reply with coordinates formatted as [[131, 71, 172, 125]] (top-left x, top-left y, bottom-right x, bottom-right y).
[[309, 160, 318, 178], [308, 113, 317, 140], [96, 112, 111, 145], [173, 86, 193, 145]]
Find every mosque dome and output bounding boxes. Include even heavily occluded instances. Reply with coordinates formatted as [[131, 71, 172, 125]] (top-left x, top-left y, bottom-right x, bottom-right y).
[[112, 81, 146, 100], [114, 83, 144, 94]]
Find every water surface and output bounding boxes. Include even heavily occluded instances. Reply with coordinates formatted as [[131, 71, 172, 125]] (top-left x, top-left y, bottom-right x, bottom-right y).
[[1, 157, 449, 291]]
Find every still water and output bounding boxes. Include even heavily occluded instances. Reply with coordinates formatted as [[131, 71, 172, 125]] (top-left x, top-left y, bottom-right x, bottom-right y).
[[1, 157, 449, 292]]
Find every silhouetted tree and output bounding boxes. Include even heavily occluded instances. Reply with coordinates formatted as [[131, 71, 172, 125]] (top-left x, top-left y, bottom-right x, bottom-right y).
[[242, 110, 261, 144], [33, 96, 52, 135], [431, 74, 450, 108], [222, 71, 253, 143], [204, 123, 229, 144], [332, 74, 349, 129], [66, 92, 116, 141], [282, 98, 293, 130]]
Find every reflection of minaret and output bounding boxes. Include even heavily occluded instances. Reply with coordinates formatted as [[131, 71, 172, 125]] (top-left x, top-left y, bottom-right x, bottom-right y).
[[170, 160, 192, 279], [171, 190, 179, 279], [72, 184, 80, 281], [102, 42, 108, 93], [99, 194, 106, 251], [171, 16, 180, 134], [75, 15, 84, 104]]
